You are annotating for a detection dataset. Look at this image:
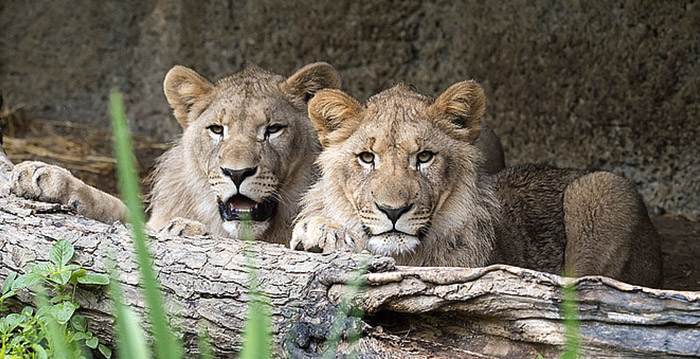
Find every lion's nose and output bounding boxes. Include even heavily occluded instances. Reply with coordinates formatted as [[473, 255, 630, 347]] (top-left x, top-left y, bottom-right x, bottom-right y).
[[221, 166, 257, 189], [376, 203, 414, 225]]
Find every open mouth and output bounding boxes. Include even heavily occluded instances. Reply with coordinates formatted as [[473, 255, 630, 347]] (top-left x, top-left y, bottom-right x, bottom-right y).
[[218, 194, 278, 222]]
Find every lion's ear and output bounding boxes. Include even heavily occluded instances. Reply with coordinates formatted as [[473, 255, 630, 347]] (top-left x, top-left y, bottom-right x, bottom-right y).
[[163, 65, 214, 128], [307, 89, 362, 147], [282, 62, 342, 108], [430, 80, 485, 142]]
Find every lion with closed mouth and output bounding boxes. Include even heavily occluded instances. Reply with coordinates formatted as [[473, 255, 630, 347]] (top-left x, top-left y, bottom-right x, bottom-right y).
[[292, 81, 662, 287]]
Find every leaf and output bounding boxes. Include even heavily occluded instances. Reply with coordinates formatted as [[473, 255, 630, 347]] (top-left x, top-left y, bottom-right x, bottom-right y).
[[77, 273, 110, 286], [50, 270, 72, 285], [71, 314, 87, 332], [2, 313, 23, 332], [70, 269, 87, 283], [0, 290, 16, 301], [99, 343, 113, 358], [31, 262, 56, 275], [49, 239, 74, 268], [35, 286, 72, 359], [32, 344, 49, 359], [85, 336, 98, 349], [50, 294, 71, 304], [21, 306, 34, 316], [36, 306, 52, 320], [12, 272, 41, 290], [63, 264, 81, 271], [50, 302, 77, 325], [2, 272, 17, 294]]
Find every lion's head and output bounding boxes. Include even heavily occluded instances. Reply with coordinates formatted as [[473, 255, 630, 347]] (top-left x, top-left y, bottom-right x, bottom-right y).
[[303, 81, 498, 265], [149, 63, 341, 243]]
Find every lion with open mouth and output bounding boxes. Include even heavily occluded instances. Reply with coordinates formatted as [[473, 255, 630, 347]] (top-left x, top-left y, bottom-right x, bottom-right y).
[[11, 62, 341, 244]]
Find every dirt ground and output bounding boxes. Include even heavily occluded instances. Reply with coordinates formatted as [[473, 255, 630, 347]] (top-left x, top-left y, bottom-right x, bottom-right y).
[[2, 118, 698, 291], [654, 215, 700, 290]]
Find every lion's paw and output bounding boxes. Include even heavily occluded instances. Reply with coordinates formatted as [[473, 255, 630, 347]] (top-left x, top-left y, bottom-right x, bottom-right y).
[[11, 161, 76, 204], [291, 216, 357, 253], [159, 217, 209, 237]]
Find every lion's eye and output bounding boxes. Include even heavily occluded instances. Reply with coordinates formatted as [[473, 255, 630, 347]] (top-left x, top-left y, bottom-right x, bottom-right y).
[[208, 125, 224, 135], [266, 124, 284, 135], [358, 152, 375, 164], [416, 151, 435, 164], [264, 124, 286, 139]]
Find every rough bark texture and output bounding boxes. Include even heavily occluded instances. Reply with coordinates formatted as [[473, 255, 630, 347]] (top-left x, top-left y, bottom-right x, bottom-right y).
[[0, 140, 12, 196], [1, 187, 700, 358]]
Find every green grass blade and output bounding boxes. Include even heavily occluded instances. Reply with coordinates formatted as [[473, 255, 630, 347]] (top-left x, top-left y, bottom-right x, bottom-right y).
[[197, 323, 214, 359], [33, 285, 72, 359], [238, 213, 271, 359], [322, 260, 367, 359], [109, 89, 182, 359], [560, 272, 581, 359], [238, 298, 271, 359], [107, 257, 151, 359]]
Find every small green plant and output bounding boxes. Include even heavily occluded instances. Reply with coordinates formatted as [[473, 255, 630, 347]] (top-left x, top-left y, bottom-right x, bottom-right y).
[[0, 239, 111, 358]]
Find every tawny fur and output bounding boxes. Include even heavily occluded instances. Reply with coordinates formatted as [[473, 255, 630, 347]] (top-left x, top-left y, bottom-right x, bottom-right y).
[[11, 62, 342, 244], [292, 82, 662, 287]]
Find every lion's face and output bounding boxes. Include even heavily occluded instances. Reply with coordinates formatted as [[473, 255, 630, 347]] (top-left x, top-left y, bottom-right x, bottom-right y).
[[163, 63, 340, 239], [308, 82, 486, 257]]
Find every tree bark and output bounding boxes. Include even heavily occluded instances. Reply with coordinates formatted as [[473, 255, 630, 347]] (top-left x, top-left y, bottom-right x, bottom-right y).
[[1, 175, 699, 358]]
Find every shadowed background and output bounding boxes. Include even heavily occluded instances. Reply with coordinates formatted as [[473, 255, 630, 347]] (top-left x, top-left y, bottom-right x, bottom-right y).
[[0, 0, 698, 216]]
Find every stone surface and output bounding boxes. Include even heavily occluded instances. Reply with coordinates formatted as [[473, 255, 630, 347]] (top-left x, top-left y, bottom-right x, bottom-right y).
[[1, 0, 698, 214]]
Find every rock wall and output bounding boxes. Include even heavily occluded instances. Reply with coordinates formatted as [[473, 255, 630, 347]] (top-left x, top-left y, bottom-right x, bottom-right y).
[[1, 0, 698, 215]]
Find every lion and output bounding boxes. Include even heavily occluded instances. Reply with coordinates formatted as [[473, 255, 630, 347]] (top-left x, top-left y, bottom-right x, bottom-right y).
[[291, 81, 662, 287], [11, 62, 342, 244]]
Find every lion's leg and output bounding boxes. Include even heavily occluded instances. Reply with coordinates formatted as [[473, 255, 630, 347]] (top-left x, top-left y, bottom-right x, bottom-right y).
[[563, 171, 662, 287], [11, 161, 127, 224], [291, 216, 359, 253], [155, 217, 209, 237]]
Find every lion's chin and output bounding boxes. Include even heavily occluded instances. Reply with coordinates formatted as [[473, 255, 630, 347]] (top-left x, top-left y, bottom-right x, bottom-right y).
[[367, 232, 420, 257], [222, 221, 270, 240]]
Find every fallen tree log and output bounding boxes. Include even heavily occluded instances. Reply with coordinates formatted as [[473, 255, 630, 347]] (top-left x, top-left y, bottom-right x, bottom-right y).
[[1, 177, 699, 358]]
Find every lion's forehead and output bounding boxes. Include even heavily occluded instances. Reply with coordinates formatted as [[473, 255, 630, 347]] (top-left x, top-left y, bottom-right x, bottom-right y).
[[201, 90, 297, 127], [364, 95, 431, 120], [351, 120, 439, 155], [215, 67, 285, 89]]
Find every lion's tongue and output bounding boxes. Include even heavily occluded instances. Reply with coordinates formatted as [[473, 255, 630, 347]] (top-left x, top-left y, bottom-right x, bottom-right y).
[[229, 195, 257, 210]]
